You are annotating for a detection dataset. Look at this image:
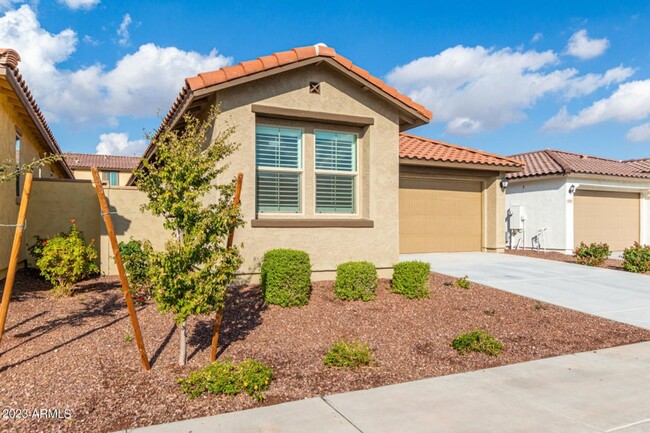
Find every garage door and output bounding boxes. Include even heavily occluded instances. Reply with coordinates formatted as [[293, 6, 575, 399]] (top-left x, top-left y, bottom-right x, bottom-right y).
[[574, 190, 640, 251], [399, 177, 482, 253]]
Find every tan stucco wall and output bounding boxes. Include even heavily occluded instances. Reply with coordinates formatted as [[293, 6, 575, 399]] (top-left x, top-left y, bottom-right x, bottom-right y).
[[72, 169, 132, 187], [210, 63, 402, 280]]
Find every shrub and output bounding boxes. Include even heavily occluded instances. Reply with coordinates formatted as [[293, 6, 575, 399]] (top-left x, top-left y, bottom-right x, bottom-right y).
[[323, 339, 374, 368], [622, 242, 650, 273], [36, 221, 99, 296], [118, 238, 153, 304], [260, 249, 311, 307], [574, 242, 610, 266], [178, 359, 272, 401], [452, 329, 503, 356], [391, 261, 430, 299], [334, 261, 378, 301], [454, 275, 471, 290], [27, 234, 52, 263]]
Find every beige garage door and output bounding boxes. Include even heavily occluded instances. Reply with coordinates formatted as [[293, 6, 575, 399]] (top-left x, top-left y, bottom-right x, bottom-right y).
[[574, 190, 640, 251], [400, 177, 482, 253]]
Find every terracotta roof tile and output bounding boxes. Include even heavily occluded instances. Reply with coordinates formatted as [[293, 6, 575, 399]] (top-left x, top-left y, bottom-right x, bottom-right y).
[[399, 133, 524, 168], [508, 149, 650, 179], [625, 157, 650, 173], [63, 153, 141, 171]]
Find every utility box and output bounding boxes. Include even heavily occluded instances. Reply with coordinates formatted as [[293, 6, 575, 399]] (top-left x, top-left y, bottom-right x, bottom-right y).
[[509, 205, 526, 230]]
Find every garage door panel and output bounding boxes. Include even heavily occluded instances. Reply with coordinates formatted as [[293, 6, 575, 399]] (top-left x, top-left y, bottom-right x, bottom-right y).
[[400, 178, 482, 253], [574, 190, 640, 251]]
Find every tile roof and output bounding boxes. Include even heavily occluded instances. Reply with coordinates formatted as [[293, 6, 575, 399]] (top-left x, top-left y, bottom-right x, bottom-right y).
[[63, 153, 141, 171], [0, 48, 72, 177], [507, 149, 650, 179], [399, 133, 525, 169], [624, 157, 650, 173]]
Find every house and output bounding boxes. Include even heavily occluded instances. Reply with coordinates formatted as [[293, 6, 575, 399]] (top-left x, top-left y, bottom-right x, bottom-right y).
[[0, 48, 72, 278], [505, 149, 650, 253], [64, 153, 140, 187], [133, 44, 524, 280]]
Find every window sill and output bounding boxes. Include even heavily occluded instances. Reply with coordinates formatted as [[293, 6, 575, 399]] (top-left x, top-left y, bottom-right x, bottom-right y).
[[251, 218, 374, 228]]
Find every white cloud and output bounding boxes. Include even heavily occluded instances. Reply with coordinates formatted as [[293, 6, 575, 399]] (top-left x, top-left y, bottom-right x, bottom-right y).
[[117, 13, 131, 46], [96, 132, 146, 155], [627, 123, 650, 142], [531, 32, 543, 43], [0, 5, 232, 126], [565, 29, 609, 60], [58, 0, 100, 11], [387, 45, 631, 135], [544, 80, 650, 131]]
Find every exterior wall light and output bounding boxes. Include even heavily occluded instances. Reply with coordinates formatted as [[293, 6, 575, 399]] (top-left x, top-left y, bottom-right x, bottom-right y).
[[568, 184, 576, 194], [500, 178, 509, 190]]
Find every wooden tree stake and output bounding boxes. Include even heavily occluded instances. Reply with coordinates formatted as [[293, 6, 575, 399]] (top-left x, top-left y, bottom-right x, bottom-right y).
[[210, 172, 243, 362], [0, 173, 33, 347], [91, 167, 150, 371]]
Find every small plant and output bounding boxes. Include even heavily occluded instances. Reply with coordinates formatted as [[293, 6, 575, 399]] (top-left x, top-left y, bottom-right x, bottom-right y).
[[622, 242, 650, 273], [391, 261, 430, 299], [260, 249, 312, 307], [454, 275, 471, 290], [118, 238, 154, 304], [178, 359, 272, 401], [452, 329, 504, 356], [334, 261, 378, 301], [483, 309, 495, 316], [124, 332, 133, 343], [36, 220, 99, 296], [574, 242, 611, 267], [323, 339, 374, 368], [534, 302, 547, 311]]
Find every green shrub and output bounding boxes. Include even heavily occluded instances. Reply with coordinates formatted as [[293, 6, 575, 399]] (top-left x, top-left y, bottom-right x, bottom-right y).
[[36, 221, 99, 296], [334, 261, 378, 301], [260, 249, 311, 307], [118, 238, 153, 304], [454, 275, 471, 290], [622, 242, 650, 273], [323, 339, 374, 368], [574, 242, 610, 266], [178, 359, 272, 401], [27, 234, 52, 263], [452, 329, 503, 356], [391, 261, 430, 299]]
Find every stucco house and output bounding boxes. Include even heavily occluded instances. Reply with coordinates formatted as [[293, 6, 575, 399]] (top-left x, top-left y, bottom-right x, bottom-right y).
[[0, 48, 72, 278], [64, 153, 140, 187], [135, 44, 524, 280], [505, 149, 650, 253]]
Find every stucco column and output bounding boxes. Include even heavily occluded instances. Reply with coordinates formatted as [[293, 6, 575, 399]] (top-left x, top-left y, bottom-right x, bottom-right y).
[[484, 175, 506, 252]]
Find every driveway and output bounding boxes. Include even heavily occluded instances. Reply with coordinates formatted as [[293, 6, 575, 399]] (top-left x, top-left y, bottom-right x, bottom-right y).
[[401, 252, 650, 330]]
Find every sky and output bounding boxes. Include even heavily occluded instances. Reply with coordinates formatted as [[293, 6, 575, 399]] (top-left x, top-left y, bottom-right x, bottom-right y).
[[1, 0, 649, 160]]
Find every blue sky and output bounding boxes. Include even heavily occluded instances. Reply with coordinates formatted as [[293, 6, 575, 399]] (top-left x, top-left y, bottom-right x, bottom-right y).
[[1, 0, 649, 159]]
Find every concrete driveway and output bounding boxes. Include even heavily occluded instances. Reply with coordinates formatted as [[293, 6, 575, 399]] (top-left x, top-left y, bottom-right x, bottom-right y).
[[401, 252, 650, 329]]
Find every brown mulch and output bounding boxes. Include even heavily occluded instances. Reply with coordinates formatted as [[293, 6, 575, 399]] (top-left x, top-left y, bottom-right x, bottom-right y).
[[506, 249, 650, 275], [1, 270, 649, 433]]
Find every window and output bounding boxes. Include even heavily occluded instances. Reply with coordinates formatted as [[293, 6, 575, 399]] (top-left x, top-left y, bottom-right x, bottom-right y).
[[102, 171, 119, 186], [15, 136, 21, 198], [255, 126, 302, 213], [315, 131, 357, 213]]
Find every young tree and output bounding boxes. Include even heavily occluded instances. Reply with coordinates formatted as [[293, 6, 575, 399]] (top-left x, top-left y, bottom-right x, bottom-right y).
[[135, 106, 243, 366], [0, 154, 61, 183]]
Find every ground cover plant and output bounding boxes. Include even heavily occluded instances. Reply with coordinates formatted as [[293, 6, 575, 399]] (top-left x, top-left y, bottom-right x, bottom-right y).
[[455, 275, 471, 290], [391, 261, 430, 299], [260, 249, 311, 307], [574, 242, 611, 267], [334, 261, 377, 301], [452, 329, 504, 356], [323, 339, 374, 368]]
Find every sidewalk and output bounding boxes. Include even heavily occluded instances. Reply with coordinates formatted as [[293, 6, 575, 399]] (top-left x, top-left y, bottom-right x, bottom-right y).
[[119, 341, 650, 433]]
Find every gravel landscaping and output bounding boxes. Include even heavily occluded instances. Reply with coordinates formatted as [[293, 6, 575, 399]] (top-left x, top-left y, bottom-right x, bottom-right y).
[[506, 249, 650, 275], [1, 269, 649, 433]]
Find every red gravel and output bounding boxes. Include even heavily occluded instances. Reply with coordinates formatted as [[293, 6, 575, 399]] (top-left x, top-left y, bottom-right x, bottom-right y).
[[1, 270, 649, 433], [506, 249, 650, 275]]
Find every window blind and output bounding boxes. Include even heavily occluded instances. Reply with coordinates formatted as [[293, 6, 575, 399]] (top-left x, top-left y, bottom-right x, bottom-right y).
[[315, 131, 356, 171], [315, 131, 356, 214]]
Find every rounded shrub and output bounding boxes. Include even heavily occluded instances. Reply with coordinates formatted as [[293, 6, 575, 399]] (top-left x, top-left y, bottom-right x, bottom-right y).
[[622, 242, 650, 273], [391, 261, 430, 299], [452, 329, 504, 356], [334, 261, 378, 301], [260, 249, 311, 307], [574, 242, 610, 266], [118, 238, 154, 304]]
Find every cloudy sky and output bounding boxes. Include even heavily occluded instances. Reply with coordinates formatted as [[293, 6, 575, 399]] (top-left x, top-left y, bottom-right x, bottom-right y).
[[1, 0, 649, 159]]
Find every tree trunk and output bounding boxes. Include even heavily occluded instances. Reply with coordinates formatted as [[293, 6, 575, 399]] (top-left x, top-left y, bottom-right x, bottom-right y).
[[179, 320, 187, 366]]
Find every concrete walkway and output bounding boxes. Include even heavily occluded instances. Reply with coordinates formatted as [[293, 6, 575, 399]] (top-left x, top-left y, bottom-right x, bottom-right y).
[[402, 252, 650, 329], [119, 342, 650, 433]]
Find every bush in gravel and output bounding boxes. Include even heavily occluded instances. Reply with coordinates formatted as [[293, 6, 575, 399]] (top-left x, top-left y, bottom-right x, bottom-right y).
[[454, 275, 471, 290], [323, 339, 374, 368], [391, 261, 430, 299], [334, 261, 378, 301], [574, 242, 611, 267], [178, 359, 273, 401], [622, 243, 650, 273], [260, 249, 311, 307], [452, 329, 503, 356], [118, 238, 154, 304]]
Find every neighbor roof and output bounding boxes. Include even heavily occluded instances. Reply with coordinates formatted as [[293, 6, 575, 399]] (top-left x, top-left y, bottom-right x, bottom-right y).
[[399, 133, 525, 169], [507, 149, 650, 179], [63, 153, 141, 171], [0, 48, 72, 178], [624, 157, 650, 173]]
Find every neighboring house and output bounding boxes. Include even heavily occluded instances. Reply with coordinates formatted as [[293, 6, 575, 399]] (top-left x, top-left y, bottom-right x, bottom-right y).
[[133, 44, 524, 280], [64, 153, 140, 187], [506, 149, 650, 253], [0, 48, 73, 278]]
